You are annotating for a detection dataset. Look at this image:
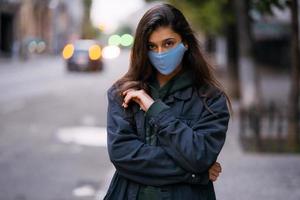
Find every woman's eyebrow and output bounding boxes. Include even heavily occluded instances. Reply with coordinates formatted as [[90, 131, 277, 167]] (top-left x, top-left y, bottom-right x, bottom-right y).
[[163, 37, 176, 41], [148, 37, 176, 44], [161, 37, 176, 43]]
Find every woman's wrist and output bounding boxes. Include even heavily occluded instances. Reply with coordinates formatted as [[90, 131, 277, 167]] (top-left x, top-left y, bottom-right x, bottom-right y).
[[144, 98, 155, 111]]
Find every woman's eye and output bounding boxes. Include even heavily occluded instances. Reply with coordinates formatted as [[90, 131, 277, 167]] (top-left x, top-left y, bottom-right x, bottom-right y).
[[165, 41, 174, 48], [148, 44, 156, 50]]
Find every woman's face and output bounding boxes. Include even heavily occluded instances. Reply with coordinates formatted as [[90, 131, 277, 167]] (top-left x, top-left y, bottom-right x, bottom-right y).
[[147, 26, 183, 53]]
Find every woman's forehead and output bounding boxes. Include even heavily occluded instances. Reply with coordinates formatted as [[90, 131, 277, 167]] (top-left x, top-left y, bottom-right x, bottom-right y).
[[148, 26, 181, 43]]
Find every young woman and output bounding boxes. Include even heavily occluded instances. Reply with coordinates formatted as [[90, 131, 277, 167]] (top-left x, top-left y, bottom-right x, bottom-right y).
[[104, 3, 230, 200]]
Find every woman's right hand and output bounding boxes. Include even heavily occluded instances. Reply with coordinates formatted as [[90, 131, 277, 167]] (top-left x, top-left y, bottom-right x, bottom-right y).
[[208, 162, 222, 182], [122, 89, 154, 112]]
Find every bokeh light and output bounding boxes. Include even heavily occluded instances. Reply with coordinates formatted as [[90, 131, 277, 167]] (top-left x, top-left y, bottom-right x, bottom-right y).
[[28, 41, 37, 53], [102, 45, 121, 59], [108, 35, 121, 46], [98, 23, 106, 32], [62, 44, 74, 59], [37, 41, 46, 53], [120, 34, 134, 47], [89, 44, 102, 60]]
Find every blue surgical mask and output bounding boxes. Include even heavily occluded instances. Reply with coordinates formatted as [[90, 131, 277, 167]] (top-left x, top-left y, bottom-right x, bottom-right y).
[[148, 42, 187, 75]]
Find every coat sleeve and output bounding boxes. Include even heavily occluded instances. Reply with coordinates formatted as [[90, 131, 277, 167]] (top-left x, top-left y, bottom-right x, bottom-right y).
[[145, 91, 230, 173], [106, 87, 209, 186]]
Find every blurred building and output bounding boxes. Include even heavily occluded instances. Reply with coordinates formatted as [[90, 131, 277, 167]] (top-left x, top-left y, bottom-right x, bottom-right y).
[[0, 0, 19, 57], [0, 0, 83, 59], [211, 5, 291, 70], [252, 6, 291, 68], [49, 0, 84, 54]]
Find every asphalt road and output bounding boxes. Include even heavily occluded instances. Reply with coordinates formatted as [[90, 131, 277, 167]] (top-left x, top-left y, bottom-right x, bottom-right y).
[[0, 51, 130, 200]]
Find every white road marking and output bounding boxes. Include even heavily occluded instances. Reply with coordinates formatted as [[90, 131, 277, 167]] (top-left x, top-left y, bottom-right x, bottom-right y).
[[72, 185, 96, 197], [56, 126, 107, 147]]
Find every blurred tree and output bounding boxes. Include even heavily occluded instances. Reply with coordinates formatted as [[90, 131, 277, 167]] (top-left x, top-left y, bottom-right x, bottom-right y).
[[223, 1, 240, 99], [233, 0, 260, 104], [81, 0, 98, 39], [163, 0, 233, 35], [234, 0, 262, 149], [287, 0, 300, 151]]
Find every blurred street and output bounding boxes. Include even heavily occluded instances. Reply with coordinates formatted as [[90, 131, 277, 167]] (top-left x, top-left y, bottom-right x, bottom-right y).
[[1, 0, 300, 199], [1, 50, 300, 200], [215, 106, 300, 200], [0, 50, 130, 200]]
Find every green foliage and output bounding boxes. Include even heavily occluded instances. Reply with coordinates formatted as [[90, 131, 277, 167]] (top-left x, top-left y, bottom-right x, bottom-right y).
[[145, 0, 288, 34], [167, 0, 234, 35], [252, 0, 287, 14], [83, 0, 93, 9]]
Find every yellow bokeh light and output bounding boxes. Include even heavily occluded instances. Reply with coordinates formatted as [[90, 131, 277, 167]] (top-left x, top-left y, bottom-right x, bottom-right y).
[[62, 44, 74, 59], [89, 45, 102, 60], [98, 24, 106, 32]]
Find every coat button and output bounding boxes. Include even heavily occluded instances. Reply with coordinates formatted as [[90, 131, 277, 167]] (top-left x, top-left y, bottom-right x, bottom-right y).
[[192, 174, 196, 178]]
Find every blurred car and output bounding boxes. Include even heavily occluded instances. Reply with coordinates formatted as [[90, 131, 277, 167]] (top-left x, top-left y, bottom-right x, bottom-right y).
[[62, 39, 103, 72]]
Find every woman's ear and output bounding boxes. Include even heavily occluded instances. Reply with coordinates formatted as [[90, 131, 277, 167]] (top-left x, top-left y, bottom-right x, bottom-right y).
[[183, 42, 188, 49], [185, 44, 188, 50]]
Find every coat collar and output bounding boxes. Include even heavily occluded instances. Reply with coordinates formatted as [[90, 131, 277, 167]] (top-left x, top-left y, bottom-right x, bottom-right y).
[[149, 69, 194, 103], [164, 86, 194, 103]]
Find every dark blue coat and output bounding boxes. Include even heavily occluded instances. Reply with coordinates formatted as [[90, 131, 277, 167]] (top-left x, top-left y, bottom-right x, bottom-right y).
[[104, 83, 230, 200]]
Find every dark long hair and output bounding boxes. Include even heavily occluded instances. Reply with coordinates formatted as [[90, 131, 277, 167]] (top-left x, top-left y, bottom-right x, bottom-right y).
[[114, 3, 232, 112]]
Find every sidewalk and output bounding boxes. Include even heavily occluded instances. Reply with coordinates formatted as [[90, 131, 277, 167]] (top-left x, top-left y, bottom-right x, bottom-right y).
[[215, 99, 300, 199], [213, 67, 300, 200]]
